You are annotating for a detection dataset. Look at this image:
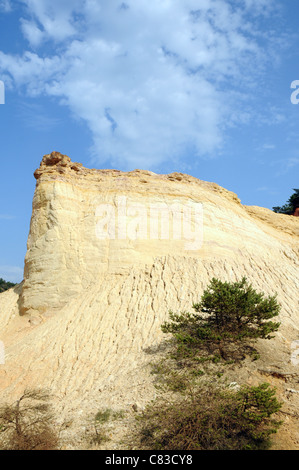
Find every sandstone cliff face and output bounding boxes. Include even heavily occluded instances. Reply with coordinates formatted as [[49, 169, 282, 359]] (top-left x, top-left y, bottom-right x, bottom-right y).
[[20, 152, 298, 316], [0, 152, 298, 449]]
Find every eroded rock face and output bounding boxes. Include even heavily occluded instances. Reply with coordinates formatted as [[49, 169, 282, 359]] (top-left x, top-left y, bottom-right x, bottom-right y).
[[1, 152, 299, 449], [20, 151, 299, 317]]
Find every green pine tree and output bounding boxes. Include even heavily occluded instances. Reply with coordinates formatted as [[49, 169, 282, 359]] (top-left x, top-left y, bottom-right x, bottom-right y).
[[162, 277, 281, 361], [273, 188, 299, 214], [0, 278, 16, 293]]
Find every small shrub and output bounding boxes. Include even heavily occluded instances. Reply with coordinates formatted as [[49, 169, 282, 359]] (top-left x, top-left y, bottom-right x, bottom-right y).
[[95, 408, 124, 423], [92, 408, 125, 446], [0, 388, 59, 450], [134, 277, 284, 451], [95, 408, 113, 424], [137, 383, 282, 450]]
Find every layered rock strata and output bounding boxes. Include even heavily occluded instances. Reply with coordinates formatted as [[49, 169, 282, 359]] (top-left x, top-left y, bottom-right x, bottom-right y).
[[20, 151, 298, 317]]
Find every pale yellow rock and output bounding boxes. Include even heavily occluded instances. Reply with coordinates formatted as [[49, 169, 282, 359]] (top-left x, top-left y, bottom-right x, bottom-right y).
[[0, 151, 298, 449]]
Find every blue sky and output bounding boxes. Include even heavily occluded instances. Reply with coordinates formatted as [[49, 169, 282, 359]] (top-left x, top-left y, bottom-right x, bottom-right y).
[[0, 0, 298, 283]]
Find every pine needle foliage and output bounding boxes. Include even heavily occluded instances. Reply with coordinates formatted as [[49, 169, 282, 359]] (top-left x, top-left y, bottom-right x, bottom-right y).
[[162, 277, 281, 361]]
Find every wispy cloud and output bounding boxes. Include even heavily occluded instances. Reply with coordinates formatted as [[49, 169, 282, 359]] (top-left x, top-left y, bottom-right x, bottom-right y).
[[0, 0, 287, 169], [262, 144, 276, 150], [0, 265, 23, 283], [285, 157, 299, 170], [17, 102, 61, 131], [0, 0, 12, 13], [256, 186, 278, 195], [0, 214, 15, 220], [272, 156, 299, 177], [255, 143, 276, 152]]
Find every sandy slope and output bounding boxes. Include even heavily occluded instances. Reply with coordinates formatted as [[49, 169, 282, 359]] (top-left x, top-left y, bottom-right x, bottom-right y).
[[0, 152, 298, 449]]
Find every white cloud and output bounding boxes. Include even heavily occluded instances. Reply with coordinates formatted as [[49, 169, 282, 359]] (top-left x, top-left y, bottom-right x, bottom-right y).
[[20, 0, 81, 44], [20, 19, 45, 48], [0, 0, 285, 169], [0, 0, 12, 13]]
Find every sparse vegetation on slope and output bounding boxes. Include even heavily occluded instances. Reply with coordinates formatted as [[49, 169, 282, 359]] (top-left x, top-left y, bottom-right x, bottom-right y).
[[133, 277, 283, 451], [90, 408, 126, 446], [0, 389, 59, 450], [137, 383, 282, 450]]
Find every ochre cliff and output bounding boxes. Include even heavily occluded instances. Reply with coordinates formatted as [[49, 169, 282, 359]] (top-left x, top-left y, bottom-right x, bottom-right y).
[[0, 152, 298, 449]]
